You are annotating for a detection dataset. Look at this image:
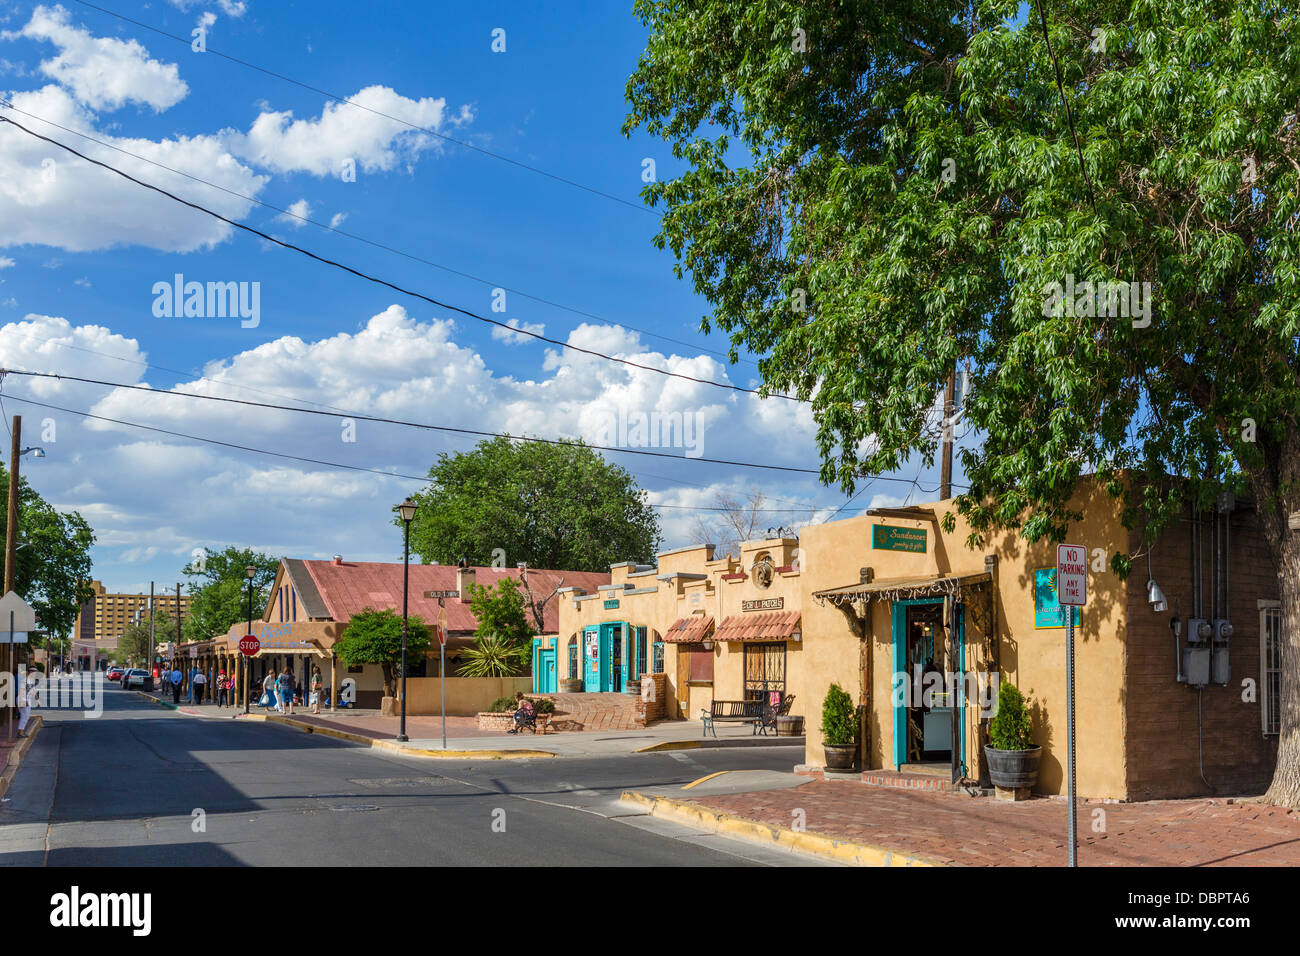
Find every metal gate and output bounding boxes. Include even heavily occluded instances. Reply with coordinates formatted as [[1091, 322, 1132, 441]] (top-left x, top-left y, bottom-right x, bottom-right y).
[[743, 643, 786, 700]]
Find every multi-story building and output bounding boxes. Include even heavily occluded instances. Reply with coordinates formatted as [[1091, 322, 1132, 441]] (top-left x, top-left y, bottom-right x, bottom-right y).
[[72, 580, 190, 670]]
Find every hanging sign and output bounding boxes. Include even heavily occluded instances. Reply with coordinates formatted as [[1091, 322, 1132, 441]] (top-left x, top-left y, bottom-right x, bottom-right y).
[[871, 525, 927, 553]]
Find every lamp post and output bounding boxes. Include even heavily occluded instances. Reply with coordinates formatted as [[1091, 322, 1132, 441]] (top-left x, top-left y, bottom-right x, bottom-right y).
[[396, 498, 418, 742], [244, 565, 256, 715]]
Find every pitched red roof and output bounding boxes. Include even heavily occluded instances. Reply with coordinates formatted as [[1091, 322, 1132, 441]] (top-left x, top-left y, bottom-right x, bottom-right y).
[[297, 561, 608, 634], [713, 611, 801, 642]]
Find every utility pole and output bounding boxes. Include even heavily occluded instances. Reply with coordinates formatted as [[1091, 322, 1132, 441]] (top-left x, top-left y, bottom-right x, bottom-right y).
[[5, 416, 20, 720], [149, 581, 155, 677], [940, 368, 955, 500]]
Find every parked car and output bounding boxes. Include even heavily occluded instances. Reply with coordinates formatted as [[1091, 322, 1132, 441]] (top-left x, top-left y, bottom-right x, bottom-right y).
[[106, 666, 125, 681], [121, 668, 152, 690]]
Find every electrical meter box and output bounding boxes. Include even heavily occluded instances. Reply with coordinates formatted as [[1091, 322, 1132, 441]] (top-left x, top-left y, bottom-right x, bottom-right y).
[[1211, 645, 1231, 685], [1184, 646, 1211, 686]]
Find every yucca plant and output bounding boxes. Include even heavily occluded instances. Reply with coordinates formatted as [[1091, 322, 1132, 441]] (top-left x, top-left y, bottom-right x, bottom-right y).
[[457, 634, 529, 678]]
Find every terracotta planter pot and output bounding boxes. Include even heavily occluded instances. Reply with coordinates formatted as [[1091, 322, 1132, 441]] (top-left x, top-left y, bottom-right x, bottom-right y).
[[985, 745, 1042, 789], [823, 742, 857, 771]]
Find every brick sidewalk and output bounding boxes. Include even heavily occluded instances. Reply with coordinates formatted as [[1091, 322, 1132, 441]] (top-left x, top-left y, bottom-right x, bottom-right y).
[[694, 782, 1300, 866], [275, 711, 499, 740]]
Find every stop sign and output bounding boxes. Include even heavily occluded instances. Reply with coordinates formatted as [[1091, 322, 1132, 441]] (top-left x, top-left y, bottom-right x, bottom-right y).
[[239, 634, 260, 656]]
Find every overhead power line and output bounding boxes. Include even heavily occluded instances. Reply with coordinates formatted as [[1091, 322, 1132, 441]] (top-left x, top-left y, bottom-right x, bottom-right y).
[[0, 392, 866, 514], [70, 0, 653, 215], [0, 114, 796, 403], [0, 368, 823, 476], [0, 99, 747, 367]]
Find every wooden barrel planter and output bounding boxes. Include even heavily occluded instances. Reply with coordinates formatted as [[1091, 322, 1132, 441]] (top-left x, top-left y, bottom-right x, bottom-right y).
[[558, 678, 583, 694], [775, 715, 804, 736]]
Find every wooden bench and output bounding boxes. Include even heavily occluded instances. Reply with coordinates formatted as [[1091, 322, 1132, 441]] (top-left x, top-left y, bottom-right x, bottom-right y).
[[701, 700, 771, 737]]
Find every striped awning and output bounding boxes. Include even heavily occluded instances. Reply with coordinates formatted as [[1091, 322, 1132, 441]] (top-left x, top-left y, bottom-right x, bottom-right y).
[[663, 615, 714, 643], [714, 611, 801, 643]]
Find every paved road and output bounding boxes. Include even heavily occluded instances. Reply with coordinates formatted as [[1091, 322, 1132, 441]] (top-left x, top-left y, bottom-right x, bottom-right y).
[[0, 681, 820, 866]]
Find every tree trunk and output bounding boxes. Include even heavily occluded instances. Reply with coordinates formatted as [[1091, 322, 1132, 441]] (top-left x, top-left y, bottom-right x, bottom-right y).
[[381, 662, 395, 699], [1265, 528, 1300, 806]]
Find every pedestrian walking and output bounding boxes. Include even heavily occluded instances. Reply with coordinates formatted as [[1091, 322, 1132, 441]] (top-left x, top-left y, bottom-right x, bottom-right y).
[[216, 669, 229, 707], [192, 668, 207, 705], [170, 666, 183, 705], [261, 668, 277, 709], [310, 665, 323, 715], [187, 665, 197, 704], [278, 667, 296, 715], [17, 662, 39, 737]]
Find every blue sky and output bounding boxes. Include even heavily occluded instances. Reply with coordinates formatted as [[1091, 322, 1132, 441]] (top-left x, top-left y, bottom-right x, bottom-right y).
[[0, 0, 958, 594]]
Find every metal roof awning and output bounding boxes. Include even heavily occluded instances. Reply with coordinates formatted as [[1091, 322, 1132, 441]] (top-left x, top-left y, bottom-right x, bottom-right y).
[[813, 572, 992, 606], [714, 611, 801, 643], [663, 615, 714, 643]]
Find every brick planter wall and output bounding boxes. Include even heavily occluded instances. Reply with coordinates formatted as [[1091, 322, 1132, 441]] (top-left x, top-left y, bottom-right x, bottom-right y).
[[476, 712, 516, 732], [634, 673, 667, 726]]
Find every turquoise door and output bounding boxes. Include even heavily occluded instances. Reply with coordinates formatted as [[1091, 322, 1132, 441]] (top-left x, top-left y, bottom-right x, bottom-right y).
[[583, 626, 601, 691], [539, 648, 557, 693], [891, 598, 966, 771]]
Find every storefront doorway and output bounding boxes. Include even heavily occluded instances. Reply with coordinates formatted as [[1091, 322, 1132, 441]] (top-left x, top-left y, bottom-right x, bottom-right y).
[[583, 622, 632, 692], [891, 598, 965, 771]]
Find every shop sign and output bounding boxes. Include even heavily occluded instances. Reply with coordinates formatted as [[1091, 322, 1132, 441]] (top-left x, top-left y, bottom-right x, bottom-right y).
[[603, 599, 620, 609], [872, 525, 927, 553], [741, 598, 784, 612], [1034, 568, 1081, 628]]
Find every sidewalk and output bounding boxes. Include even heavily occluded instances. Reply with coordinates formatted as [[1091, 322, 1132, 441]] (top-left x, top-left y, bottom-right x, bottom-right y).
[[0, 715, 42, 800], [633, 777, 1300, 866]]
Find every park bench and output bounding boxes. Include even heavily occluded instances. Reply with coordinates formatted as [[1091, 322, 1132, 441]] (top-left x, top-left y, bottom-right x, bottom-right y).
[[701, 699, 771, 737]]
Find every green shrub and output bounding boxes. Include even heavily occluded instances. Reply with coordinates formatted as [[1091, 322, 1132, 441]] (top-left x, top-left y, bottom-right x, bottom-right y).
[[989, 681, 1034, 750], [531, 697, 556, 715], [488, 695, 516, 713], [820, 683, 856, 746]]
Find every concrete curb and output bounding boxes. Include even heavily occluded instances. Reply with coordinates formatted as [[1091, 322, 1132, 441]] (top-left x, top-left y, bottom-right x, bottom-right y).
[[619, 789, 945, 867], [0, 715, 42, 801], [264, 715, 556, 760], [635, 736, 806, 753]]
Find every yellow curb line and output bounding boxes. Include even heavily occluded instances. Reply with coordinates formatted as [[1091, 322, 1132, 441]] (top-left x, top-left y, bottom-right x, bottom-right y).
[[682, 770, 729, 790], [619, 790, 945, 867], [0, 715, 42, 801], [634, 740, 703, 753], [265, 715, 555, 759]]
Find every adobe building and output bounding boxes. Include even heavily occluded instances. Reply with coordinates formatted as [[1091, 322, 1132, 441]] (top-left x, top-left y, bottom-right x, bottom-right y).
[[550, 478, 1282, 801], [177, 556, 607, 710]]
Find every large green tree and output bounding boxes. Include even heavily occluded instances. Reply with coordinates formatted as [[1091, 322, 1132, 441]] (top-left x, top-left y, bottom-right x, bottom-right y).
[[625, 1, 1300, 804], [333, 608, 431, 698], [0, 465, 95, 639], [406, 437, 661, 572], [182, 547, 280, 642]]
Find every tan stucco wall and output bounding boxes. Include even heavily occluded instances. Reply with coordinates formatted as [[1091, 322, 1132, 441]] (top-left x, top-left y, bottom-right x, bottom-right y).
[[799, 483, 1131, 799]]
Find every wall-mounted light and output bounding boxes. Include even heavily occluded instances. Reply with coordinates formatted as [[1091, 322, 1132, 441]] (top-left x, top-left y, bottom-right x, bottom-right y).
[[1147, 579, 1167, 613], [702, 639, 714, 651]]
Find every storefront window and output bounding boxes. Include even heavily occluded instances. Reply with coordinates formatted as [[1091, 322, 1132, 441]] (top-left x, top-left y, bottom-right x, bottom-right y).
[[652, 641, 665, 674], [634, 626, 648, 679], [684, 643, 713, 682], [743, 642, 786, 700], [568, 636, 579, 679]]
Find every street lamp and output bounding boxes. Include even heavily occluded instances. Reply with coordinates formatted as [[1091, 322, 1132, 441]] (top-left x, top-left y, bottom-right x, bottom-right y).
[[20, 447, 45, 459], [244, 565, 256, 715], [396, 497, 418, 742]]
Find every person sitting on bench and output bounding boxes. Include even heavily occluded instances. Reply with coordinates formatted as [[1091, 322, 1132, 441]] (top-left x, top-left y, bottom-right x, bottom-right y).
[[507, 692, 535, 734]]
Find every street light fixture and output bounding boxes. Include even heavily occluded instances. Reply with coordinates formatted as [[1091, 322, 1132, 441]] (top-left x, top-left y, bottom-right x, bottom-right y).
[[396, 497, 418, 742], [19, 447, 45, 459], [244, 565, 256, 715]]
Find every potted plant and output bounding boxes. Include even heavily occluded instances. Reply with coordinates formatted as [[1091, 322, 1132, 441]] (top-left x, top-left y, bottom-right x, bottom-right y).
[[985, 681, 1042, 794], [820, 683, 857, 771]]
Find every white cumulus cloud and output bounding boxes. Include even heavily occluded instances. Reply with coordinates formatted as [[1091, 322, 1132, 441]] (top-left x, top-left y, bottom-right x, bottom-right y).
[[9, 5, 189, 112]]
